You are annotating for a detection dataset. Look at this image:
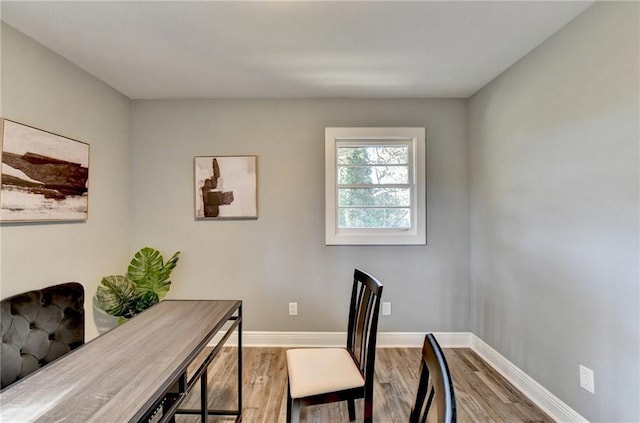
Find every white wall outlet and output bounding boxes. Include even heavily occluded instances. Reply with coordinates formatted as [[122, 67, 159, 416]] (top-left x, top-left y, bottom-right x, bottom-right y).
[[382, 302, 392, 316], [288, 302, 298, 316], [579, 365, 595, 394]]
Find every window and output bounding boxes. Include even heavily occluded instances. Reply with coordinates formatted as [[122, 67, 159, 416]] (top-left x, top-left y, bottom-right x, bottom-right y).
[[325, 127, 426, 245]]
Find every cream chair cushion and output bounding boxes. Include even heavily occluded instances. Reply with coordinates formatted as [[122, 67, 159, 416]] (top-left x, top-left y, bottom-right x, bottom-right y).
[[286, 348, 365, 399]]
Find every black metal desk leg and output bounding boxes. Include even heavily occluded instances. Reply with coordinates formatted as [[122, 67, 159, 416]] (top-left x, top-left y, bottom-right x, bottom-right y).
[[238, 304, 243, 421], [200, 369, 208, 422]]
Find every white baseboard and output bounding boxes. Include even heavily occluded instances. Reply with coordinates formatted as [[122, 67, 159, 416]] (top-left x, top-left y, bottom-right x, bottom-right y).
[[209, 331, 471, 348], [238, 331, 471, 348], [470, 334, 588, 423], [239, 331, 347, 347], [209, 331, 587, 422]]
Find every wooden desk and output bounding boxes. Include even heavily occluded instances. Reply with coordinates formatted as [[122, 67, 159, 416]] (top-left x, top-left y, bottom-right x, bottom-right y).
[[0, 300, 242, 422]]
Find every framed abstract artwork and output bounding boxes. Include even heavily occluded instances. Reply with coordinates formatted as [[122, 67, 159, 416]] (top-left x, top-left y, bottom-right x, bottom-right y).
[[1, 119, 90, 222], [194, 155, 258, 220]]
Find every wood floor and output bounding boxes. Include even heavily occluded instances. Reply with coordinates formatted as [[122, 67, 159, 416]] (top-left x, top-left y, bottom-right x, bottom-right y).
[[176, 347, 553, 423]]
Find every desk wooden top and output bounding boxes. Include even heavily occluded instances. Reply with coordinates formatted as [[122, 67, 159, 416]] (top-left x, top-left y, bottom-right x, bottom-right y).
[[0, 299, 241, 422]]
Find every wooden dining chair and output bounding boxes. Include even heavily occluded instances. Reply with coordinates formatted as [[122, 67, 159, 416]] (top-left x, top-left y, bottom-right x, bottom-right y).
[[285, 269, 383, 423], [409, 333, 456, 423]]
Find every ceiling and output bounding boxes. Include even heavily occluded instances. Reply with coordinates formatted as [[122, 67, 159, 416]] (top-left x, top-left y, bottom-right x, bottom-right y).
[[1, 1, 593, 100]]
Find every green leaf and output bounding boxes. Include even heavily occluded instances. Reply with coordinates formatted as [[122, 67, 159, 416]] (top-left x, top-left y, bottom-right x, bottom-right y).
[[127, 247, 180, 301], [158, 251, 180, 284], [127, 247, 162, 284], [96, 275, 138, 318], [135, 291, 159, 313]]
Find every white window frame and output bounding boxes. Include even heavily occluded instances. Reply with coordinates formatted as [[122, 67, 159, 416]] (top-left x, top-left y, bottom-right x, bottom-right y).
[[325, 127, 426, 245]]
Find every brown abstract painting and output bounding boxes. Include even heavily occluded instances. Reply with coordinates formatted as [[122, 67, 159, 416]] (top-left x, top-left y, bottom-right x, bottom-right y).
[[1, 119, 89, 222], [194, 155, 257, 219]]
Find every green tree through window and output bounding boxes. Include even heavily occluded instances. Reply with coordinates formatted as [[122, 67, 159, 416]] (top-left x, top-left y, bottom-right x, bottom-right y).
[[337, 143, 411, 229]]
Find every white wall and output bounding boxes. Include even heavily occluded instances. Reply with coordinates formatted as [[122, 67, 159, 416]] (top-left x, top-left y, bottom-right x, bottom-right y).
[[468, 3, 639, 422], [130, 99, 470, 333], [0, 23, 132, 340]]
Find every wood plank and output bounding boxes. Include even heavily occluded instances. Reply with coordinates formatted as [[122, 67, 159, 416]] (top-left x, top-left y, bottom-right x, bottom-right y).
[[176, 347, 553, 423]]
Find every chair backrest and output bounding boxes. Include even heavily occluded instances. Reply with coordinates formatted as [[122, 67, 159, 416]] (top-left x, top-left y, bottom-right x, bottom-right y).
[[410, 333, 456, 423], [1, 282, 85, 389], [346, 269, 383, 394]]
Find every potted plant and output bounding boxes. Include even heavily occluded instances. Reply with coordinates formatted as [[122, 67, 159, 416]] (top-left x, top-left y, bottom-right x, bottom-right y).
[[95, 247, 180, 325]]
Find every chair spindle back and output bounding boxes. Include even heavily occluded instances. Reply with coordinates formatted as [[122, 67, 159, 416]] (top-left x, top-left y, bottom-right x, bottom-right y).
[[346, 269, 383, 383], [410, 333, 456, 423]]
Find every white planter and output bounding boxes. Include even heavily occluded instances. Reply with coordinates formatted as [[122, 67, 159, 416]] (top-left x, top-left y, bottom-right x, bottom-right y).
[[92, 296, 121, 334]]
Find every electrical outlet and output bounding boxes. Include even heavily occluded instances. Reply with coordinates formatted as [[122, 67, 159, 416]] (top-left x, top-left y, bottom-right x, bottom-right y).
[[288, 302, 298, 316], [382, 302, 391, 316], [579, 365, 595, 394]]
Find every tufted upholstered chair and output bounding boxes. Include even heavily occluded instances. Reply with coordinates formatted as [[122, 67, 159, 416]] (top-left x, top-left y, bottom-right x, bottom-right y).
[[1, 282, 85, 389]]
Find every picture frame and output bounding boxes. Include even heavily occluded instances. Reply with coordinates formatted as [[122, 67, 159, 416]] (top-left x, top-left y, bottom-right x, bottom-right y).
[[1, 118, 90, 222], [194, 155, 258, 220]]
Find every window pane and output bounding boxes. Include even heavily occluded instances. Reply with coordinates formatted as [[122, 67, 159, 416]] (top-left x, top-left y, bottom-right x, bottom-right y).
[[339, 208, 411, 228], [337, 145, 408, 165], [338, 188, 410, 207], [338, 165, 408, 185], [337, 165, 372, 185]]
